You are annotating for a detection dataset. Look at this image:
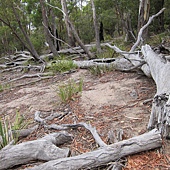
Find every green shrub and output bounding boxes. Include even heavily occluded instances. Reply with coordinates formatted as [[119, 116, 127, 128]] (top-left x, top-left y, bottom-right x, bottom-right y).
[[0, 111, 29, 150], [0, 84, 3, 92], [0, 117, 13, 149], [0, 84, 10, 92], [57, 78, 83, 103], [89, 65, 114, 77], [48, 60, 78, 73], [12, 110, 28, 130], [96, 48, 117, 58]]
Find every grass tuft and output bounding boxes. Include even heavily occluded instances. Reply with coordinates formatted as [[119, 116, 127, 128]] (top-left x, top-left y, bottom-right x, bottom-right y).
[[0, 111, 29, 150], [57, 78, 83, 103], [89, 65, 115, 77]]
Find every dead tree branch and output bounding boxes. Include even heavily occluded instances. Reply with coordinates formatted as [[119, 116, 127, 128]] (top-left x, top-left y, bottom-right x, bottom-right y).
[[130, 8, 166, 52], [26, 129, 162, 170], [0, 132, 73, 170]]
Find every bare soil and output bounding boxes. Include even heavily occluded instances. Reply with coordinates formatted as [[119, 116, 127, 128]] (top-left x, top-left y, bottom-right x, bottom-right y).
[[0, 69, 170, 169]]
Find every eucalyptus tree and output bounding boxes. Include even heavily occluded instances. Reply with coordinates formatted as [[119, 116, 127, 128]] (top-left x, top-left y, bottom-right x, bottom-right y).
[[94, 0, 139, 42], [0, 0, 41, 60], [69, 1, 94, 44], [40, 0, 58, 56], [61, 0, 76, 47], [91, 0, 101, 53], [138, 0, 150, 40], [60, 0, 93, 59]]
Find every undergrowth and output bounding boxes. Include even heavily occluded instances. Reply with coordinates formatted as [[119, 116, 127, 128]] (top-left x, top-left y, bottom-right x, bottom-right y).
[[0, 84, 10, 92], [48, 59, 78, 73], [0, 111, 29, 150], [57, 78, 83, 103], [89, 65, 115, 77]]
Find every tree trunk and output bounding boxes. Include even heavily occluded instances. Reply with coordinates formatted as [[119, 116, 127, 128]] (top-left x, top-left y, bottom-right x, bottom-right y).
[[12, 6, 41, 61], [99, 21, 104, 42], [91, 0, 101, 53], [50, 8, 57, 50], [60, 0, 93, 59], [68, 21, 94, 59], [137, 0, 150, 40], [40, 0, 58, 56], [61, 0, 76, 47], [26, 129, 162, 170], [0, 132, 72, 170], [124, 13, 136, 42], [141, 45, 170, 137]]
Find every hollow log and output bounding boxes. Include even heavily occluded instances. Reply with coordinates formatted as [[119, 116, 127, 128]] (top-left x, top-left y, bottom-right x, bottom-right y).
[[26, 129, 161, 170], [0, 132, 73, 170]]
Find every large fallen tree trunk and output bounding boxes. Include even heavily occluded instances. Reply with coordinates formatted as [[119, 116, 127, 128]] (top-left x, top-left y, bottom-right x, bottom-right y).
[[26, 129, 161, 170], [0, 132, 73, 170], [142, 45, 170, 137]]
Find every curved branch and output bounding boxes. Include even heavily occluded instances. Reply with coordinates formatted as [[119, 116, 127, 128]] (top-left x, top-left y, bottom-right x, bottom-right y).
[[130, 8, 166, 52]]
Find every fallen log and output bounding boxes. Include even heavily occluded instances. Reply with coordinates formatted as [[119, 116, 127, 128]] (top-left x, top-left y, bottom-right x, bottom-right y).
[[26, 129, 161, 170], [142, 44, 170, 137], [0, 131, 73, 170]]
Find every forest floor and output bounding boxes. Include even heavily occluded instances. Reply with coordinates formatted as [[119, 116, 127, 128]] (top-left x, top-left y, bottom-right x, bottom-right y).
[[0, 68, 170, 169]]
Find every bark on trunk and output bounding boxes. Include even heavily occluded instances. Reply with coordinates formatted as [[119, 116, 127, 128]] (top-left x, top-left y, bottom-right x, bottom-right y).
[[91, 0, 101, 53], [60, 0, 93, 59], [61, 0, 76, 47], [26, 129, 161, 170], [0, 132, 73, 170], [40, 0, 58, 56], [12, 6, 41, 61], [141, 45, 170, 137], [68, 21, 94, 59], [137, 0, 150, 40]]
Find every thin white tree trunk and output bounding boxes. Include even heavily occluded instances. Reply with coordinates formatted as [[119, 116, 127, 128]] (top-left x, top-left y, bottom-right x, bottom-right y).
[[91, 0, 101, 53], [61, 0, 75, 47]]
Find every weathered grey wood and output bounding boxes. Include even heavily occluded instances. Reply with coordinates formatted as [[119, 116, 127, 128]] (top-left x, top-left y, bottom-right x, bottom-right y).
[[7, 72, 53, 83], [73, 59, 115, 68], [13, 125, 38, 139], [131, 8, 165, 52], [142, 44, 170, 137], [46, 122, 108, 147], [0, 132, 73, 170], [58, 48, 85, 54], [26, 129, 161, 170], [34, 112, 107, 147]]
